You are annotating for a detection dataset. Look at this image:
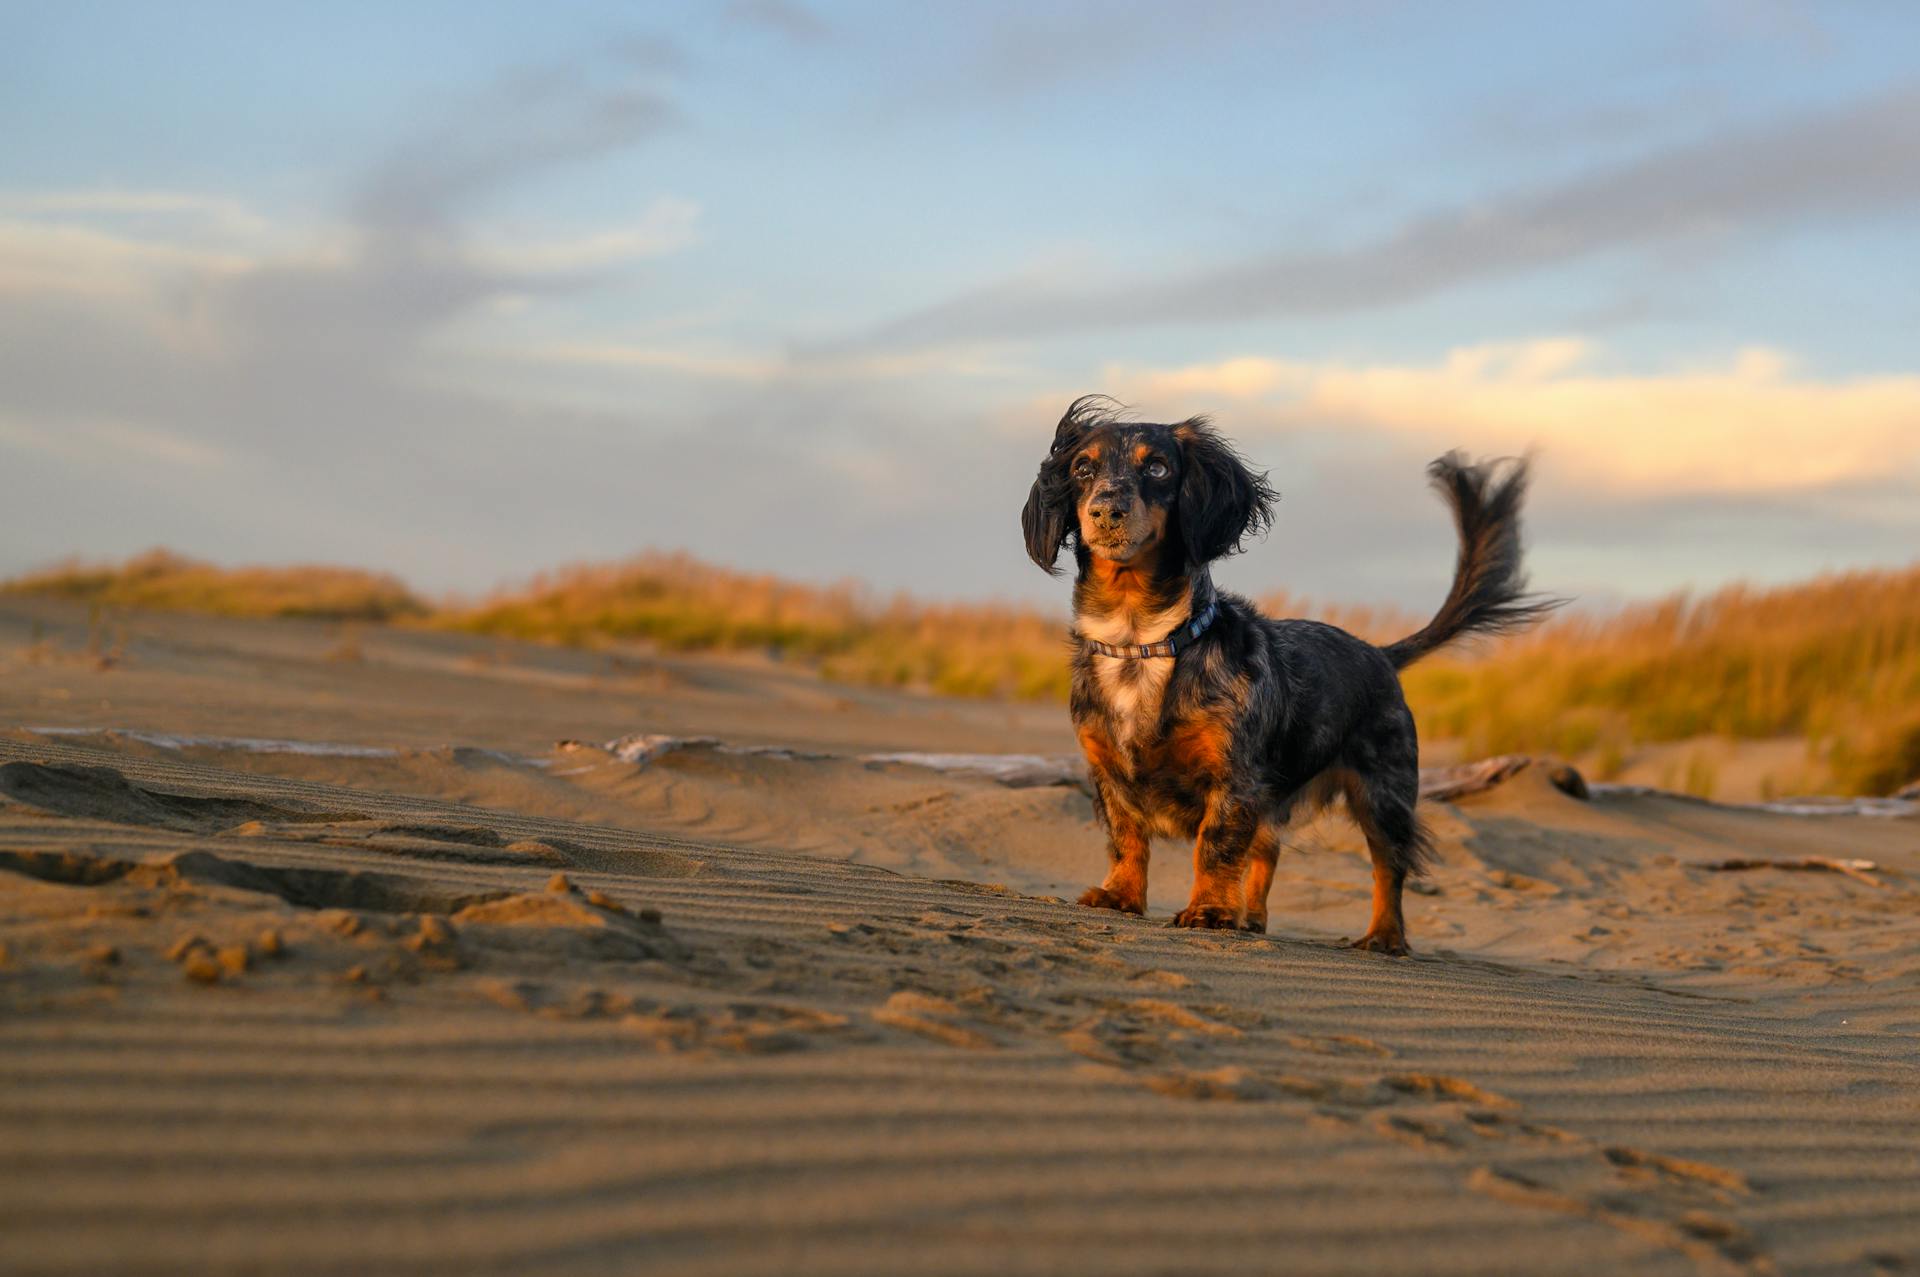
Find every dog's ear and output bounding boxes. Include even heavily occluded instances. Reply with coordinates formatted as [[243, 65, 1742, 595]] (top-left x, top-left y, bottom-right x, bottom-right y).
[[1175, 418, 1277, 564], [1022, 474, 1069, 574], [1022, 399, 1091, 573]]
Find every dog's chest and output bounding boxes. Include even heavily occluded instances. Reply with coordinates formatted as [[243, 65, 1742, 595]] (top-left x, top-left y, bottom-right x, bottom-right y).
[[1090, 653, 1174, 750], [1078, 665, 1215, 840], [1079, 601, 1189, 752]]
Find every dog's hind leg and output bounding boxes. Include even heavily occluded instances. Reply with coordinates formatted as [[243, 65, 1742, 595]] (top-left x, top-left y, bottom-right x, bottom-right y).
[[1244, 770, 1343, 936], [1239, 825, 1281, 933], [1342, 765, 1430, 956]]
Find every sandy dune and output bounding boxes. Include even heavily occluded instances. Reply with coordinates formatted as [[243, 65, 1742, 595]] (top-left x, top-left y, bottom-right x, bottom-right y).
[[3, 597, 1918, 1276]]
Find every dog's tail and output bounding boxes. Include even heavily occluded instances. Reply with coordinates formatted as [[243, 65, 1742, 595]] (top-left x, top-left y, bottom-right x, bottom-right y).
[[1382, 452, 1561, 671]]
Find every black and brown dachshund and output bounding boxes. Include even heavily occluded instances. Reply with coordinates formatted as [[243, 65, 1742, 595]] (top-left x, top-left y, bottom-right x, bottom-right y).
[[1022, 395, 1555, 953]]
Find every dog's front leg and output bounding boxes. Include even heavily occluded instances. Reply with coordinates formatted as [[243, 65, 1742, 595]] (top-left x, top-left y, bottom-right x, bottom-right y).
[[1239, 826, 1281, 933], [1077, 797, 1151, 916], [1173, 794, 1258, 930]]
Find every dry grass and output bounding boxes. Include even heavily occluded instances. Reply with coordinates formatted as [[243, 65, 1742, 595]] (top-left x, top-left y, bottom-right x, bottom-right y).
[[1400, 565, 1920, 795], [8, 548, 1919, 795], [439, 552, 1076, 700], [432, 554, 1920, 796], [440, 553, 1920, 792], [1, 549, 425, 622]]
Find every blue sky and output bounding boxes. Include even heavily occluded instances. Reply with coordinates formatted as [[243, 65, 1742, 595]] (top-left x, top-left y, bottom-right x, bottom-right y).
[[3, 1, 1918, 612]]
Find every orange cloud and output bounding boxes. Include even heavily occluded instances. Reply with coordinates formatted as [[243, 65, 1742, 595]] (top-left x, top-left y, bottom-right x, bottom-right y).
[[1104, 340, 1920, 494]]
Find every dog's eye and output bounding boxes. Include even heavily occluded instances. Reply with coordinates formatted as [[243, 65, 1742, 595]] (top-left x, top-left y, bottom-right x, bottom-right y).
[[1144, 458, 1170, 480], [1073, 458, 1094, 478]]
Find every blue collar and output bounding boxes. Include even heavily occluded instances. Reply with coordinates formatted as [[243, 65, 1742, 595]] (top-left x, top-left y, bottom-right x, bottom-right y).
[[1080, 597, 1219, 659]]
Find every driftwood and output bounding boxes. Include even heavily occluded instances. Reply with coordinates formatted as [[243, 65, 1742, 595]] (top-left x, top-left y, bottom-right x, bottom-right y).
[[1419, 755, 1591, 803], [1419, 755, 1531, 802], [1699, 856, 1884, 887]]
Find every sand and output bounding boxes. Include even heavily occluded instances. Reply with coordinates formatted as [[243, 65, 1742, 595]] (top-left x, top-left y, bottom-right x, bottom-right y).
[[2, 595, 1917, 1276]]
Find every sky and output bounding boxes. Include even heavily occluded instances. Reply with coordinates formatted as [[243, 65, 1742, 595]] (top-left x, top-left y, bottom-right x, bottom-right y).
[[3, 0, 1919, 615]]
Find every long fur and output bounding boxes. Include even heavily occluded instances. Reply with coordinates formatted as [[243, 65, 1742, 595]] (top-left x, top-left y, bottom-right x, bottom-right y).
[[1382, 452, 1561, 670], [1174, 420, 1279, 565], [1023, 399, 1556, 953]]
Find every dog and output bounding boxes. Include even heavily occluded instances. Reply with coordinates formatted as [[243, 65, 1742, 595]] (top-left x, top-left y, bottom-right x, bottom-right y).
[[1021, 395, 1556, 953]]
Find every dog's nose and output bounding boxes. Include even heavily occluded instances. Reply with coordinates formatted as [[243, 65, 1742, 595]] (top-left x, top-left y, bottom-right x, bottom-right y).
[[1086, 491, 1127, 529]]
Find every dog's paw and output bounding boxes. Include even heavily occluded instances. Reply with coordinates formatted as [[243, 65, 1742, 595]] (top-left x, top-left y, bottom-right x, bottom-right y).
[[1240, 912, 1267, 934], [1171, 904, 1241, 930], [1077, 886, 1145, 915], [1348, 929, 1410, 956]]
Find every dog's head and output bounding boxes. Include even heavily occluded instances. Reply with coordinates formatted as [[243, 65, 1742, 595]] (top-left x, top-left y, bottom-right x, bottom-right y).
[[1022, 395, 1276, 574]]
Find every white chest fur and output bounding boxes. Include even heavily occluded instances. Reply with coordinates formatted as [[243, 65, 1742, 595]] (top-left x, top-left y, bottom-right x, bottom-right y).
[[1079, 596, 1192, 751], [1091, 653, 1173, 750]]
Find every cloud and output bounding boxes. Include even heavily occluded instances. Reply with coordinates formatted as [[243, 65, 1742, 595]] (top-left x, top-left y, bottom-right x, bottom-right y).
[[352, 75, 678, 237], [612, 32, 690, 74], [1102, 339, 1920, 496], [135, 59, 687, 380], [6, 32, 1917, 612], [0, 51, 694, 331], [0, 219, 256, 298], [919, 0, 1346, 106], [0, 52, 1038, 601], [522, 343, 775, 382], [0, 188, 281, 302], [853, 83, 1920, 350], [0, 415, 233, 470], [0, 51, 708, 584], [466, 198, 701, 274], [726, 0, 830, 43], [0, 189, 271, 240], [1011, 348, 1920, 609], [522, 338, 1019, 386]]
